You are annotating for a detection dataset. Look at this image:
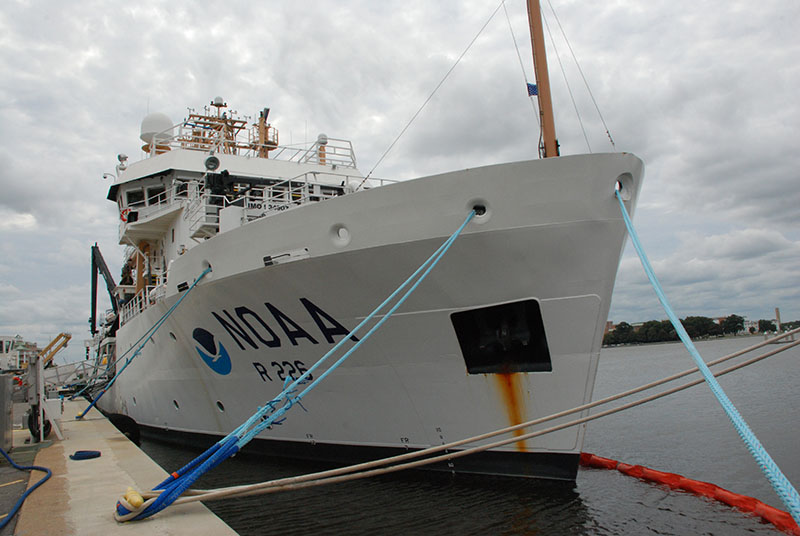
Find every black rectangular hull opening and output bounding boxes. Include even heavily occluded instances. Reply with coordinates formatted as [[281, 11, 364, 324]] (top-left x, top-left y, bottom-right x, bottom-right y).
[[451, 299, 552, 374]]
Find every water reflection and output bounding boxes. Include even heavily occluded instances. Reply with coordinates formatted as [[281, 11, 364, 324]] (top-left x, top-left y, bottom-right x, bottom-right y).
[[141, 439, 590, 535]]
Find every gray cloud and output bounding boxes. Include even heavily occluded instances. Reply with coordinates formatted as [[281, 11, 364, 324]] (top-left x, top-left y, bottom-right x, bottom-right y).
[[1, 0, 799, 361], [609, 228, 800, 323]]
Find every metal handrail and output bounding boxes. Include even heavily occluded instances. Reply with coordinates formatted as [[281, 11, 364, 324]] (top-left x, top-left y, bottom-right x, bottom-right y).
[[183, 174, 354, 237], [143, 118, 358, 168], [120, 285, 156, 326]]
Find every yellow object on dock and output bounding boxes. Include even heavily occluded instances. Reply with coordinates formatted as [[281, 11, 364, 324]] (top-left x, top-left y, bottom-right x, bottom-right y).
[[124, 487, 144, 509], [15, 400, 238, 535]]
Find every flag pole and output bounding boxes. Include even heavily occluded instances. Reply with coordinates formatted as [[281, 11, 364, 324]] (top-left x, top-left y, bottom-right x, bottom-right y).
[[526, 0, 558, 158]]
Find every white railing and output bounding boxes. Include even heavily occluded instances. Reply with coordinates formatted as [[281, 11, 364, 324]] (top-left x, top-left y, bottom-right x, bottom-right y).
[[120, 285, 156, 326], [183, 173, 355, 238], [119, 183, 192, 242], [183, 188, 223, 239], [45, 360, 103, 390], [143, 116, 358, 169], [297, 138, 357, 168]]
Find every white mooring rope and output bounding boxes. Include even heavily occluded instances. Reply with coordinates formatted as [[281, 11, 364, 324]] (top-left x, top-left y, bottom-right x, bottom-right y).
[[140, 329, 800, 506]]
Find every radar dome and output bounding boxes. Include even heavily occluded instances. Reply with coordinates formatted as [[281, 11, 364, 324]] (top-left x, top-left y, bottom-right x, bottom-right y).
[[140, 112, 174, 144]]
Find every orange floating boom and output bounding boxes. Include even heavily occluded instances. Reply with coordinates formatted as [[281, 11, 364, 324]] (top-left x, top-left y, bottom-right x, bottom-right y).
[[580, 452, 800, 535]]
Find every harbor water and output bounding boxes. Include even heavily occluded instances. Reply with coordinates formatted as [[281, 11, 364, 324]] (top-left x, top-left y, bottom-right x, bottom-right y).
[[141, 336, 799, 534]]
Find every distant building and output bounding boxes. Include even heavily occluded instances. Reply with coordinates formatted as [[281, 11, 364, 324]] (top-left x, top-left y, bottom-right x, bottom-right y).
[[0, 334, 39, 370], [0, 335, 23, 369], [604, 321, 615, 335]]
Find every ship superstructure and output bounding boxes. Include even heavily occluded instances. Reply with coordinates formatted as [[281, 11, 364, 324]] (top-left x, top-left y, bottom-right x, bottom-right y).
[[110, 97, 378, 325]]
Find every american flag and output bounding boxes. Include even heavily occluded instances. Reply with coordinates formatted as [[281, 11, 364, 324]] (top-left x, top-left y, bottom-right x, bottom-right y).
[[527, 83, 538, 96]]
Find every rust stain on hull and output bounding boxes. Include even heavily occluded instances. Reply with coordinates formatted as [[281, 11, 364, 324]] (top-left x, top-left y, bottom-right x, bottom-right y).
[[494, 372, 527, 452]]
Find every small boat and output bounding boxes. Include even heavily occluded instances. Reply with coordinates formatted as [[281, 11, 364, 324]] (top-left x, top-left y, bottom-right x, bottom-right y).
[[92, 0, 643, 480]]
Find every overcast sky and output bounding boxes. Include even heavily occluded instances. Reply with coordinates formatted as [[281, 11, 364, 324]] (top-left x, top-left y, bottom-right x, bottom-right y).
[[1, 0, 798, 363]]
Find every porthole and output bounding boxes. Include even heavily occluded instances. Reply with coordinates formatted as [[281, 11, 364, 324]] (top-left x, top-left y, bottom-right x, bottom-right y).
[[169, 332, 177, 341], [216, 401, 225, 412], [330, 224, 352, 247], [132, 396, 137, 406], [173, 399, 180, 410]]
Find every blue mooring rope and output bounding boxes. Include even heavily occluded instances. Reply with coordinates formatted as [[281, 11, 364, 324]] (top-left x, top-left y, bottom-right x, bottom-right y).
[[0, 447, 52, 531], [237, 208, 475, 448], [116, 210, 476, 522], [615, 191, 800, 524], [77, 266, 213, 420]]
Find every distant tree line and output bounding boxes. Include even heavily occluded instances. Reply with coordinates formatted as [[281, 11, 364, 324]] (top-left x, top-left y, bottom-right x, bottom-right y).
[[604, 314, 748, 345], [755, 319, 777, 333]]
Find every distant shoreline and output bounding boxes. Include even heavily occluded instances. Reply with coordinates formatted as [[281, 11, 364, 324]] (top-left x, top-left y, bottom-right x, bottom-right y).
[[601, 332, 768, 348]]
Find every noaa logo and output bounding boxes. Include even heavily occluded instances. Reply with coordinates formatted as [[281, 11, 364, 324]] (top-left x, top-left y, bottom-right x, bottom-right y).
[[192, 328, 232, 375]]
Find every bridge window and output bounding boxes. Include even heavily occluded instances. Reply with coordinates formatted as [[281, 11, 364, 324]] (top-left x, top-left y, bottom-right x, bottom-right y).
[[175, 181, 188, 198], [147, 186, 167, 205], [126, 189, 144, 207]]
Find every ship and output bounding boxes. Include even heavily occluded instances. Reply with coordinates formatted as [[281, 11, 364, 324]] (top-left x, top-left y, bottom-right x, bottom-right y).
[[91, 1, 643, 480]]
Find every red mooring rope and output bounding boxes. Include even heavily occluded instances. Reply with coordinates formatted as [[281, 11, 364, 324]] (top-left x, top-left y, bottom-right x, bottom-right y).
[[580, 453, 800, 535]]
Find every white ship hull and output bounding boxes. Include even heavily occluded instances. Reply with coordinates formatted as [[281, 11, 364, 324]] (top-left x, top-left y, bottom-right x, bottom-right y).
[[99, 152, 643, 480]]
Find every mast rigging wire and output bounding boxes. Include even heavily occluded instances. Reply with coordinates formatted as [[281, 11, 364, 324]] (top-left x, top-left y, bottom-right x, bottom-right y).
[[541, 9, 591, 153], [363, 0, 620, 184], [361, 0, 506, 186], [544, 0, 616, 151], [502, 1, 540, 130]]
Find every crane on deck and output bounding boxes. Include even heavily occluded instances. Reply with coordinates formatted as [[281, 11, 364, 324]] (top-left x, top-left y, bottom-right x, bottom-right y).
[[90, 243, 119, 337]]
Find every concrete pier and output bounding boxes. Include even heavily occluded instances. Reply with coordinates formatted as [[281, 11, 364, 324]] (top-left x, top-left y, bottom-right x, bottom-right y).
[[12, 400, 237, 535]]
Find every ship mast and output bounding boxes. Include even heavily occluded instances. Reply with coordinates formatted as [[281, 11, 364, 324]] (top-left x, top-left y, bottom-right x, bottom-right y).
[[526, 0, 559, 158]]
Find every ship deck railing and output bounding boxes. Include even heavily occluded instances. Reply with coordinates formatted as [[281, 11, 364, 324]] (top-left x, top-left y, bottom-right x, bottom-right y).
[[144, 119, 358, 169], [119, 285, 157, 326], [118, 187, 189, 242], [183, 172, 368, 240], [45, 359, 104, 391], [121, 246, 165, 274]]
